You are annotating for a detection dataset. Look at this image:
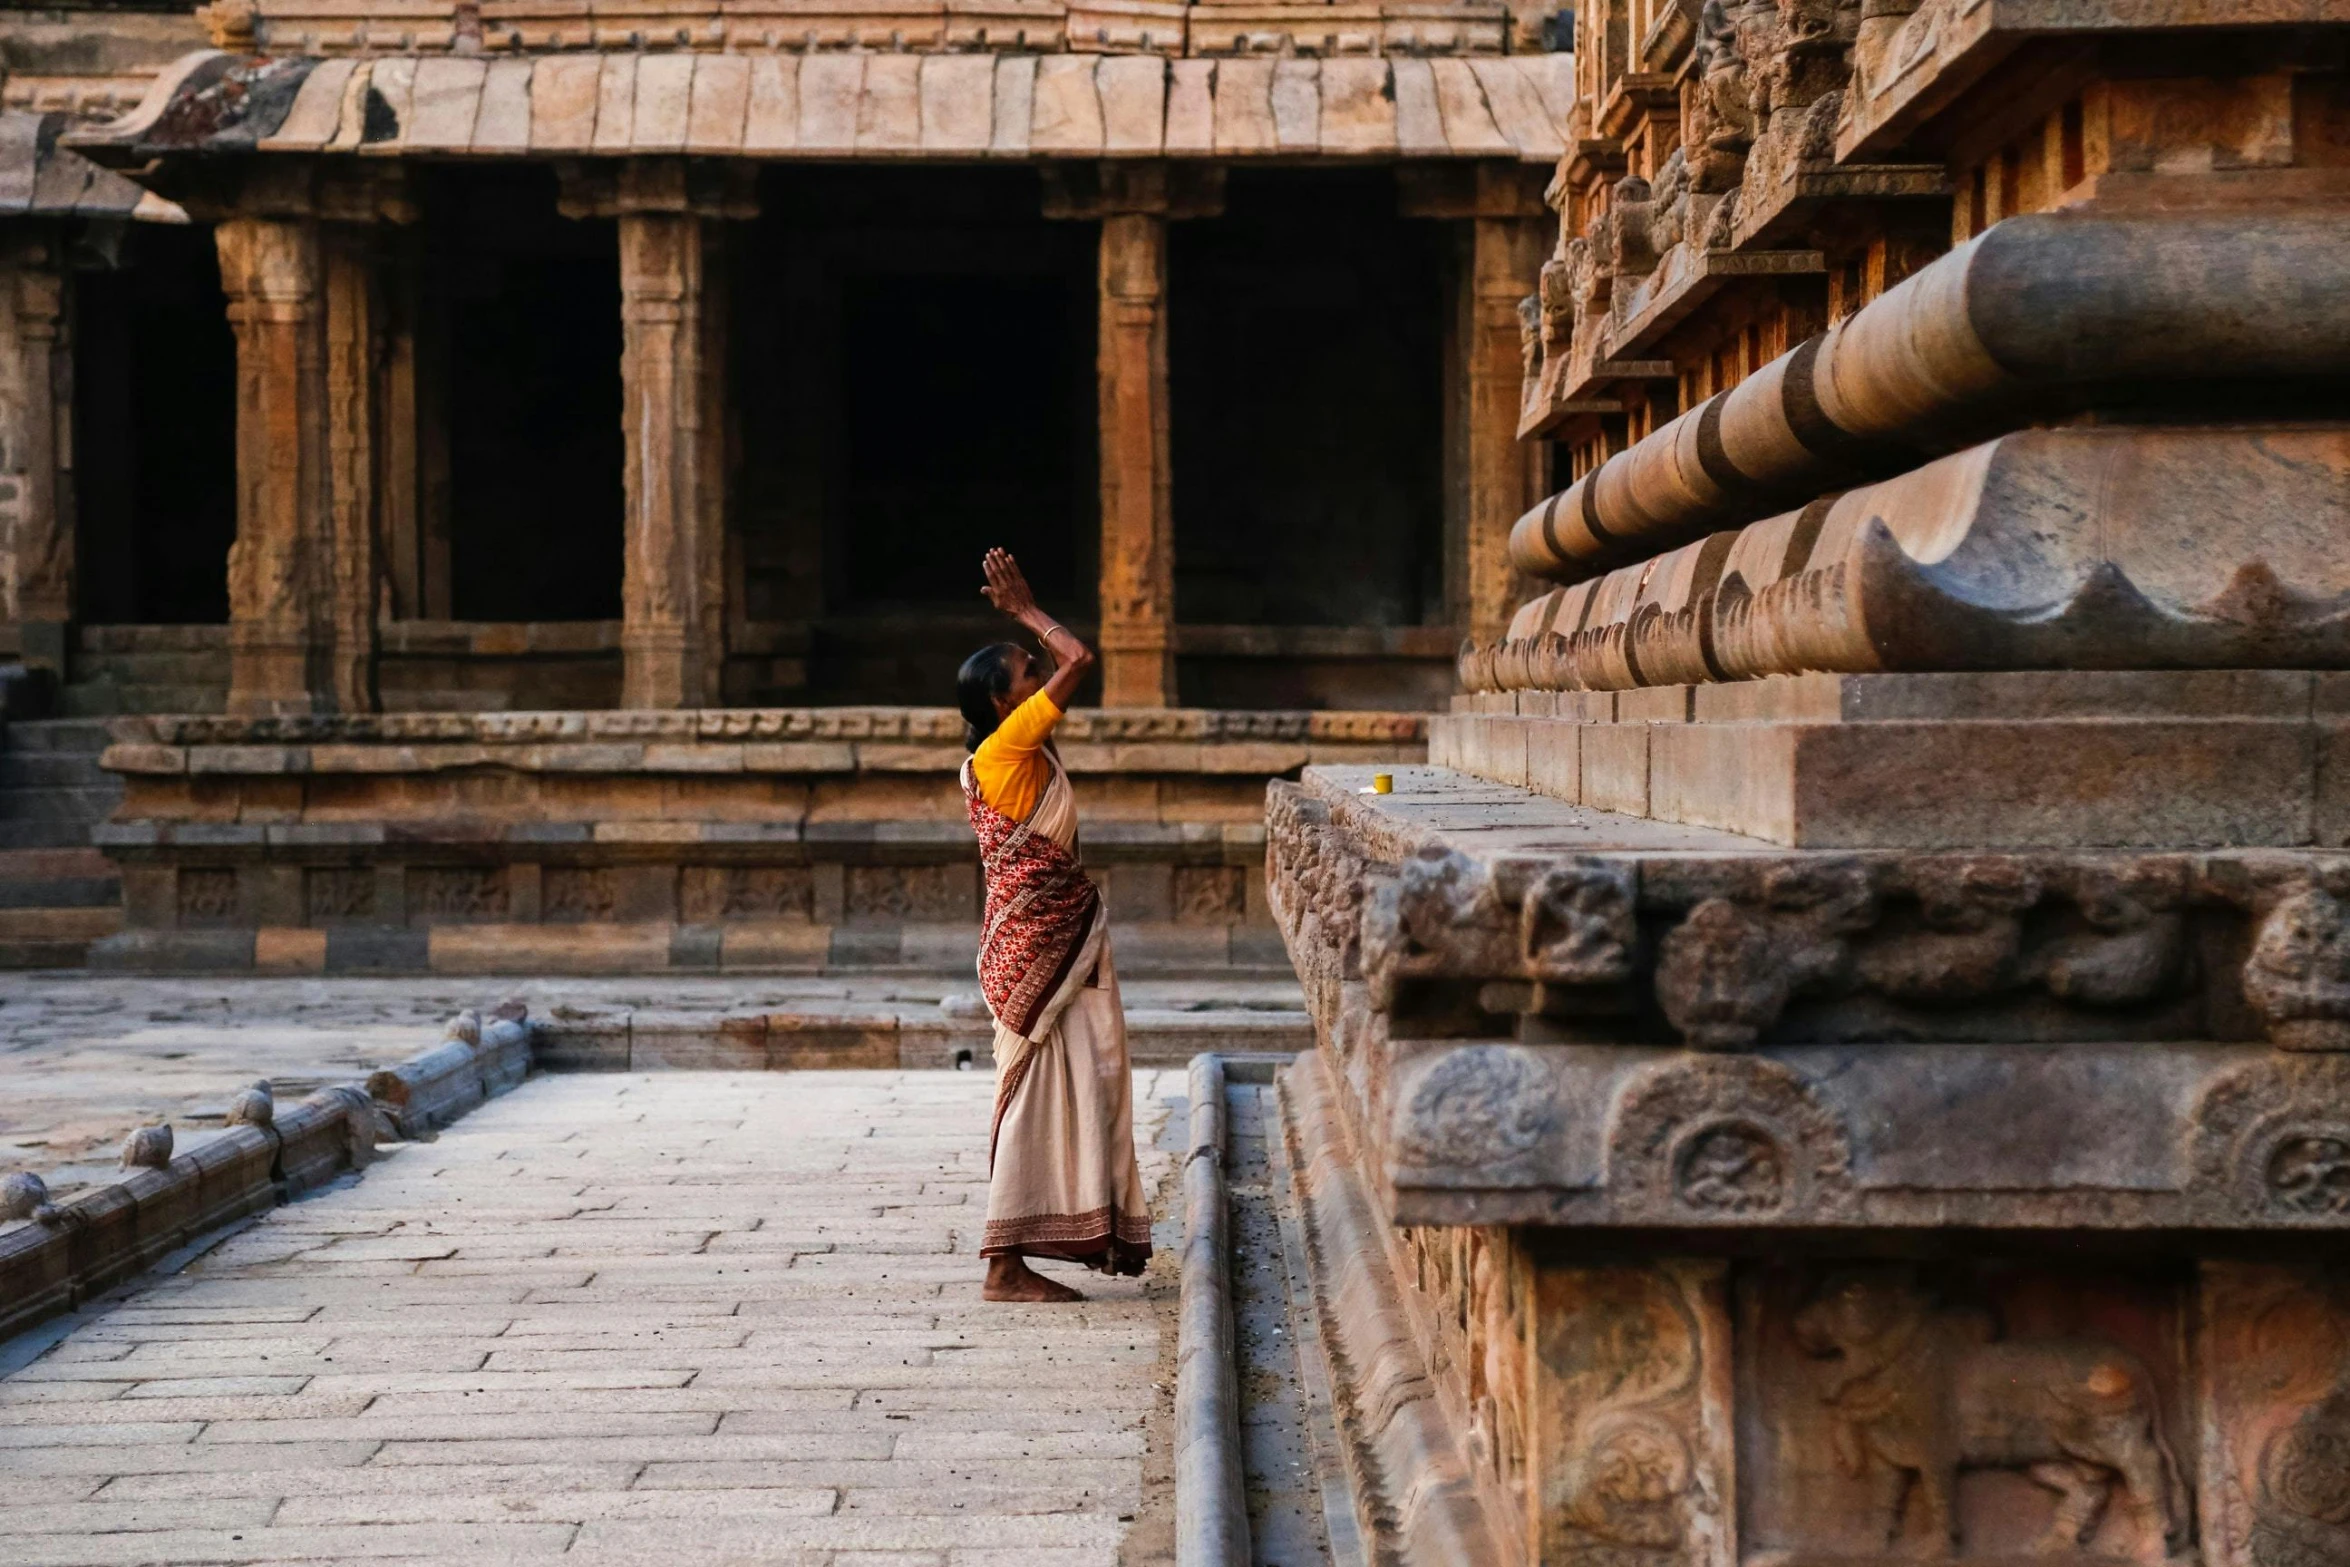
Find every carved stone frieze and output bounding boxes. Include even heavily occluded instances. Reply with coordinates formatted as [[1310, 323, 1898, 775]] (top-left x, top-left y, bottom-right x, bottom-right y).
[[1268, 769, 2350, 1230], [1745, 1263, 2194, 1562], [1269, 771, 2350, 1053]]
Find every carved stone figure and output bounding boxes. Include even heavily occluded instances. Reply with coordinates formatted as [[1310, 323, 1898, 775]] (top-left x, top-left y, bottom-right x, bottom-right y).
[[1598, 177, 1660, 280], [2243, 888, 2350, 1050], [1692, 0, 1759, 187], [1792, 1270, 2189, 1558]]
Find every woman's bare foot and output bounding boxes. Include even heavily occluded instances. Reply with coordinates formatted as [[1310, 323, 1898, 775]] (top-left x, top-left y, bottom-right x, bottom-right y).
[[983, 1255, 1084, 1303]]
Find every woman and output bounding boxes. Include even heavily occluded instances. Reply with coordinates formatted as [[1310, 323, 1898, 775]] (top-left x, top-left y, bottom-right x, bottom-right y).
[[958, 547, 1153, 1303]]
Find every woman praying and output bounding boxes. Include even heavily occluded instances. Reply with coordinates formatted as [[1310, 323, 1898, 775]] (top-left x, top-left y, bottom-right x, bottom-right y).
[[958, 548, 1154, 1303]]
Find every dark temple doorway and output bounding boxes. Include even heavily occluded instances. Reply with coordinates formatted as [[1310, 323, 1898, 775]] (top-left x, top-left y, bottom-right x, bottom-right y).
[[73, 222, 238, 625], [735, 166, 1097, 706], [1169, 168, 1447, 708], [417, 167, 624, 625]]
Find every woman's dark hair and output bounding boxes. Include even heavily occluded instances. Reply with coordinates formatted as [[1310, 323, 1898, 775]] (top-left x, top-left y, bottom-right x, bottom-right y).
[[957, 643, 1020, 752]]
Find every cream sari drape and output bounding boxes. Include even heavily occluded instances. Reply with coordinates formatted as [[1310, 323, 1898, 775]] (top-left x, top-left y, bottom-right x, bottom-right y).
[[977, 759, 1153, 1273]]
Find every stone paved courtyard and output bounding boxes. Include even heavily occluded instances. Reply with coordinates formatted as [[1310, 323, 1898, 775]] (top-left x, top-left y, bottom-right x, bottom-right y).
[[0, 1070, 1184, 1565], [0, 974, 1290, 1195]]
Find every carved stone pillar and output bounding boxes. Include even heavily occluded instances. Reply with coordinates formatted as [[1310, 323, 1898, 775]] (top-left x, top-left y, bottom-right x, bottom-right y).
[[1, 243, 70, 677], [1467, 215, 1554, 650], [321, 228, 380, 713], [215, 201, 387, 717], [616, 212, 727, 709], [1096, 210, 1174, 709], [216, 215, 334, 716]]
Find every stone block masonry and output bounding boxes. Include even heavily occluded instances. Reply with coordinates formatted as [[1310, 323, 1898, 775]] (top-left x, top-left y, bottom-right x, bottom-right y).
[[0, 1070, 1184, 1566], [88, 706, 1423, 976]]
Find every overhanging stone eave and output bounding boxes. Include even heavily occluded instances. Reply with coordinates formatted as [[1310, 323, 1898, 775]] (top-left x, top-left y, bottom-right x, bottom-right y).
[[63, 46, 1581, 167]]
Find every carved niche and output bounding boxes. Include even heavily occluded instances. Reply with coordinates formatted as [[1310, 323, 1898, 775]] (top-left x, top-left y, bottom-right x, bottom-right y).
[[2193, 1052, 2350, 1226], [1606, 1052, 1854, 1223], [1740, 1264, 2193, 1563]]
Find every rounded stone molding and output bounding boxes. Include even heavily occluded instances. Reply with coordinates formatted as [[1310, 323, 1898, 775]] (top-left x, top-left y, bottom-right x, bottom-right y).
[[1393, 1045, 1557, 1174], [1606, 1054, 1854, 1222]]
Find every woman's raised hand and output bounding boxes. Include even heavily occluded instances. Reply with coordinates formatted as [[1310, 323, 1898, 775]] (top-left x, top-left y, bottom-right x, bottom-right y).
[[981, 548, 1039, 621]]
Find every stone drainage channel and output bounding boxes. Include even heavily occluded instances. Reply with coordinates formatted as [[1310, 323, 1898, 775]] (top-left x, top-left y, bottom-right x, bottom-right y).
[[1177, 1053, 1365, 1567], [3, 1010, 1365, 1566]]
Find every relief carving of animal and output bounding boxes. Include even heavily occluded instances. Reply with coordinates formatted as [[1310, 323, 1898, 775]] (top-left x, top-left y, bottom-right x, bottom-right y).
[[1792, 1270, 2189, 1558]]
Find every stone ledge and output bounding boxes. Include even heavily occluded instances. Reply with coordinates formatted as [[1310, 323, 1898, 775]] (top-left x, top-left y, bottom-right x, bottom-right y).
[[89, 919, 1296, 977], [106, 705, 1431, 751], [1267, 765, 2350, 1236], [1271, 765, 2350, 1052]]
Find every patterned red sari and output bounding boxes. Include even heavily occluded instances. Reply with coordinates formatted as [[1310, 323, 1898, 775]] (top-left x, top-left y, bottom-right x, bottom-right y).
[[967, 772, 1101, 1041]]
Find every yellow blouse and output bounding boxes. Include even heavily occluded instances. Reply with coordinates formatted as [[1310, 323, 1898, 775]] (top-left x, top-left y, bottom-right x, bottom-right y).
[[971, 691, 1061, 822]]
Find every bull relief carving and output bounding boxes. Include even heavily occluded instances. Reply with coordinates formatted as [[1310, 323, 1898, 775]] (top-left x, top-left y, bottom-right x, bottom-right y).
[[1791, 1269, 2191, 1561]]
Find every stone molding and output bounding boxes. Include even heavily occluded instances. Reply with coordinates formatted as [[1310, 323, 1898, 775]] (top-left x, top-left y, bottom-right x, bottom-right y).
[[1471, 425, 2350, 696], [1266, 766, 2350, 1230], [1512, 210, 2350, 586], [70, 49, 1578, 167]]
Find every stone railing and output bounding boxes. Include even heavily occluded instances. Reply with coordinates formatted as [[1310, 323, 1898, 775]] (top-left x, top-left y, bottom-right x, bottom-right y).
[[0, 1006, 533, 1343]]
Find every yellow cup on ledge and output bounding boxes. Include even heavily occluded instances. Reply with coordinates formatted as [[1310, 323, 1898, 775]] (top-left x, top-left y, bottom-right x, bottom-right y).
[[1371, 772, 1393, 795]]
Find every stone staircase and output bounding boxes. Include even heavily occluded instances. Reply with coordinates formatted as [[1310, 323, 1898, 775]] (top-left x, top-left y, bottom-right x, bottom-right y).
[[60, 625, 229, 716], [0, 718, 124, 967]]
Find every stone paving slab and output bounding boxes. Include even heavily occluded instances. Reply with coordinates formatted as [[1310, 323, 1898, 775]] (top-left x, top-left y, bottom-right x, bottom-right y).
[[0, 975, 1291, 1197], [0, 1070, 1184, 1566]]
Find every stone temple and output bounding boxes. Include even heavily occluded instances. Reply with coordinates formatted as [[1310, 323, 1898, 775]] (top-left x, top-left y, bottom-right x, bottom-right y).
[[1259, 1, 2350, 1563], [0, 0, 1570, 967], [4, 0, 2350, 1561]]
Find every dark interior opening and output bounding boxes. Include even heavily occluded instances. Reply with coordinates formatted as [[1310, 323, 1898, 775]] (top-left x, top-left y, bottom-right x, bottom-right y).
[[424, 168, 624, 623], [1169, 169, 1446, 632], [74, 222, 237, 625], [735, 166, 1096, 705]]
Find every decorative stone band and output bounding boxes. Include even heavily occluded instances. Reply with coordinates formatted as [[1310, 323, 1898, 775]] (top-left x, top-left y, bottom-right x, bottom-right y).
[[1266, 769, 2350, 1232], [1506, 209, 2350, 585], [1269, 768, 2350, 1057], [1468, 424, 2350, 694], [103, 704, 1427, 750], [0, 1006, 534, 1342], [68, 49, 1574, 166]]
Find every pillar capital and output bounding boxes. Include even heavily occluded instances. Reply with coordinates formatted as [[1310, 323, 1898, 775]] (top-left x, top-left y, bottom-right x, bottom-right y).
[[1043, 161, 1224, 222], [558, 158, 757, 221], [1397, 161, 1553, 220]]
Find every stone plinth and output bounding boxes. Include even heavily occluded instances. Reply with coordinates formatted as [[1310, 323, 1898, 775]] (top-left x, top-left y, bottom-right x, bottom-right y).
[[1269, 764, 2350, 1566], [89, 706, 1424, 975], [1435, 670, 2350, 849]]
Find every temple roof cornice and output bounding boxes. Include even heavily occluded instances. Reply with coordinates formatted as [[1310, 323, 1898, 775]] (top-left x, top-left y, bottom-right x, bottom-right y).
[[66, 44, 1578, 162]]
